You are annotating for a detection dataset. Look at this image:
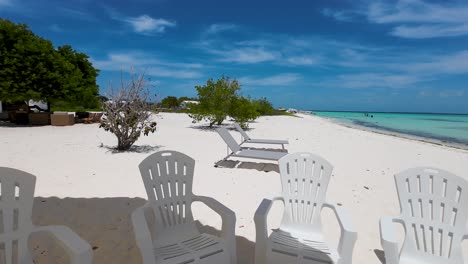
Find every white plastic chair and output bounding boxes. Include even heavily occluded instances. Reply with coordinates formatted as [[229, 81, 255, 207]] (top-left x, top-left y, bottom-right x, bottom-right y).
[[380, 167, 468, 264], [132, 151, 237, 264], [0, 167, 92, 264], [254, 152, 357, 264]]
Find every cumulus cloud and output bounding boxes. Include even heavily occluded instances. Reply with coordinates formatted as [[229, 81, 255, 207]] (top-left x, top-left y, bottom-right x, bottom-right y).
[[239, 73, 301, 86], [92, 52, 202, 79], [205, 23, 238, 34], [124, 15, 176, 34]]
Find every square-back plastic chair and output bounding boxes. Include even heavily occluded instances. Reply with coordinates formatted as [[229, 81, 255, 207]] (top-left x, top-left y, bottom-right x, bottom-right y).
[[254, 152, 357, 264], [131, 151, 237, 264], [0, 167, 92, 264], [380, 167, 468, 264]]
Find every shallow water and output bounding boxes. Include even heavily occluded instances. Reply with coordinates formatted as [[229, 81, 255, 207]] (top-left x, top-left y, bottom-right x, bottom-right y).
[[313, 111, 468, 145]]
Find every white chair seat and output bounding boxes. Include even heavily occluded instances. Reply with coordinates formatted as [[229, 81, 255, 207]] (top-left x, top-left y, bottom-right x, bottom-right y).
[[268, 230, 338, 264], [154, 233, 229, 263]]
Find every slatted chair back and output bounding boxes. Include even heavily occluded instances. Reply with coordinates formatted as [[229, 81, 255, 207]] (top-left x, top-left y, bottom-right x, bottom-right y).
[[139, 151, 199, 246], [0, 167, 36, 264], [278, 153, 333, 234], [395, 167, 468, 263]]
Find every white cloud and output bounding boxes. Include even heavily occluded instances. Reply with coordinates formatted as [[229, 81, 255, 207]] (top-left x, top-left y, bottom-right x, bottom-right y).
[[286, 56, 320, 66], [214, 47, 278, 63], [323, 73, 421, 89], [124, 15, 176, 34], [367, 0, 468, 38], [205, 23, 238, 34], [0, 0, 11, 6], [391, 24, 468, 39], [403, 50, 468, 74], [239, 73, 301, 86], [439, 89, 465, 98], [49, 24, 63, 32], [321, 8, 353, 22], [92, 52, 202, 79]]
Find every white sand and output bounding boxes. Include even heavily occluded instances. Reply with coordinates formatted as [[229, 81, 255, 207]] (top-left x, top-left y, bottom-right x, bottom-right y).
[[1, 112, 468, 263]]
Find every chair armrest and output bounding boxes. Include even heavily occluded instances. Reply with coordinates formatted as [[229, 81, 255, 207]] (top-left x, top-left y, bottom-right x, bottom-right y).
[[322, 203, 357, 264], [254, 197, 283, 264], [379, 216, 400, 264], [131, 204, 157, 264], [193, 195, 237, 264], [32, 225, 92, 264]]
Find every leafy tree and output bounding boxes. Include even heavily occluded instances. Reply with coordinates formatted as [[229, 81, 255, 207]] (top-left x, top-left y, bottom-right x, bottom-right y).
[[229, 96, 259, 128], [57, 45, 100, 109], [253, 97, 275, 115], [189, 76, 240, 127], [0, 19, 99, 109], [160, 96, 179, 109], [99, 72, 157, 151]]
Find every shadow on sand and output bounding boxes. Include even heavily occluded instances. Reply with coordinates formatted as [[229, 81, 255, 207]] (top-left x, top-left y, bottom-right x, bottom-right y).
[[100, 144, 163, 154], [31, 197, 256, 264], [215, 160, 279, 173]]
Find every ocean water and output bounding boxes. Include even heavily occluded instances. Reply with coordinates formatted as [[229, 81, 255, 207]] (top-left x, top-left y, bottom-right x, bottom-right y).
[[312, 111, 468, 146]]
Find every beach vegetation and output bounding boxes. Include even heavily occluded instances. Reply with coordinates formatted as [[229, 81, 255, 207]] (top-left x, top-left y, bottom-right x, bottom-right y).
[[0, 19, 99, 110], [99, 72, 157, 151], [160, 96, 179, 109], [229, 96, 259, 128], [252, 97, 275, 115], [188, 76, 241, 127]]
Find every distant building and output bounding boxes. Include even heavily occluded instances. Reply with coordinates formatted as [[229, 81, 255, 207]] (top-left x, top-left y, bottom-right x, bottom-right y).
[[180, 100, 199, 109], [278, 107, 286, 111], [287, 108, 298, 114]]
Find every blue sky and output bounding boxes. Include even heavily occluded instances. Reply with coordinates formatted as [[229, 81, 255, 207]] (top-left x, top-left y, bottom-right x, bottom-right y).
[[1, 0, 468, 113]]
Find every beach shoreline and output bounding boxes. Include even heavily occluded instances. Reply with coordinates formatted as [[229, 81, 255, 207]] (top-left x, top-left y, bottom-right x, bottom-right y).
[[308, 113, 468, 152]]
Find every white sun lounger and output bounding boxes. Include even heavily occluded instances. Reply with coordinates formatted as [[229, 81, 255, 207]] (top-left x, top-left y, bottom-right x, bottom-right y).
[[216, 127, 287, 161], [232, 122, 288, 149], [254, 153, 357, 264], [380, 167, 468, 264], [0, 167, 93, 264]]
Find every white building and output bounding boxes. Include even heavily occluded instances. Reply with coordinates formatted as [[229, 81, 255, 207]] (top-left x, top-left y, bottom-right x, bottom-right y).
[[180, 100, 199, 109]]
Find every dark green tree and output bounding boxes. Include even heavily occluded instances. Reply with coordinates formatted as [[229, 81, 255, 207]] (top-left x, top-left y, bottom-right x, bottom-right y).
[[160, 96, 179, 109], [189, 76, 240, 127], [0, 19, 99, 109], [253, 97, 275, 115], [229, 96, 259, 128], [57, 45, 100, 109]]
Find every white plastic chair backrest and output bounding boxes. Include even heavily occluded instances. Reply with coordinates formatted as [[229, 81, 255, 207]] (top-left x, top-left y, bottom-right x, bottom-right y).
[[0, 167, 35, 264], [216, 127, 240, 153], [395, 167, 468, 263], [232, 123, 251, 140], [139, 151, 199, 246], [278, 153, 333, 234]]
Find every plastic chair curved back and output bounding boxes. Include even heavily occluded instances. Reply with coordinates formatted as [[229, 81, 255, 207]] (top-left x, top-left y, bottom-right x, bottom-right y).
[[138, 151, 199, 246], [0, 167, 36, 264], [278, 152, 333, 234], [395, 167, 468, 263]]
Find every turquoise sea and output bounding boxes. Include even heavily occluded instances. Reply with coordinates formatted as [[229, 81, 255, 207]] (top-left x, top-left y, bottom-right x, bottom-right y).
[[312, 111, 468, 146]]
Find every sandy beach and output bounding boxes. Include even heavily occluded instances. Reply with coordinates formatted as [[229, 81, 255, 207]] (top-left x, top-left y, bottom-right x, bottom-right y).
[[1, 112, 468, 263]]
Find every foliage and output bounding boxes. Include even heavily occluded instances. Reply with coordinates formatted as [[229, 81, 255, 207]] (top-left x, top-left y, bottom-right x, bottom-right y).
[[253, 97, 275, 115], [229, 96, 259, 128], [0, 19, 99, 108], [188, 76, 240, 127], [160, 96, 179, 109], [99, 72, 157, 151]]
